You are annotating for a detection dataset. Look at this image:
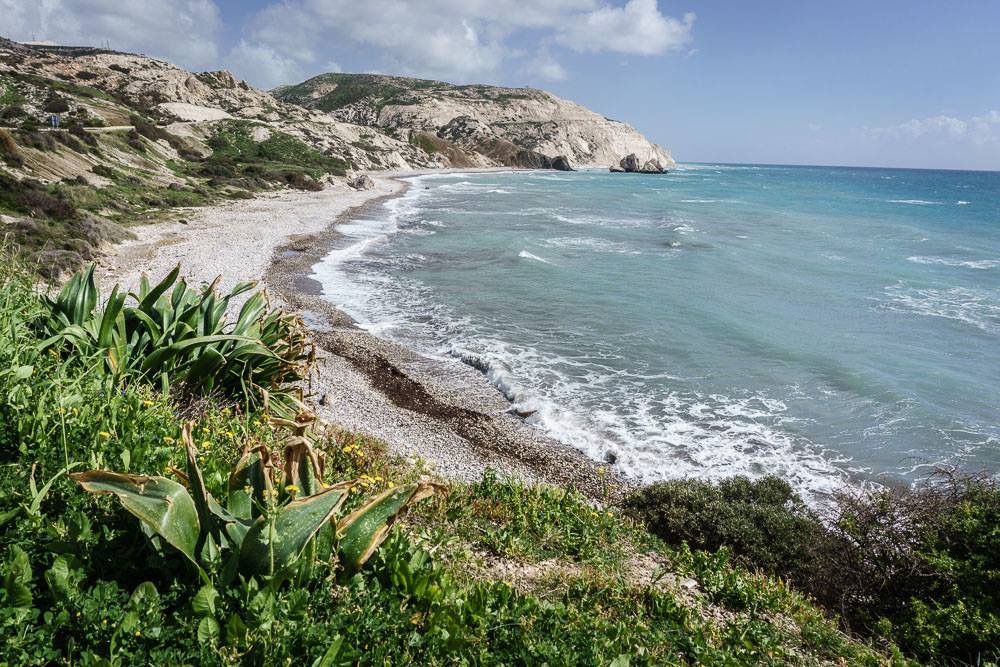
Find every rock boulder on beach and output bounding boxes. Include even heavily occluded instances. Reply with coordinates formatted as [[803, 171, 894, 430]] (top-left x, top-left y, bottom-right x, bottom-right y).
[[348, 174, 376, 190]]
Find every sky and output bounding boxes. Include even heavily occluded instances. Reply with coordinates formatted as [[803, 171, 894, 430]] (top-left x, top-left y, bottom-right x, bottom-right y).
[[2, 0, 999, 170]]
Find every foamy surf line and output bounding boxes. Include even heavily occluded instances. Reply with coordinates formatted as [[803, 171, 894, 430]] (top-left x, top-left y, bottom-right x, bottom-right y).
[[308, 169, 859, 504]]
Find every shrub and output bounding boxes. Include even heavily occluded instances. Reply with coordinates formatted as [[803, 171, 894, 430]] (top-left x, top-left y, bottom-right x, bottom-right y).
[[822, 473, 1000, 663], [16, 130, 56, 152], [0, 173, 78, 220], [624, 476, 825, 581], [67, 122, 98, 148], [43, 94, 70, 114], [625, 473, 1000, 664], [91, 163, 120, 180], [0, 128, 23, 167]]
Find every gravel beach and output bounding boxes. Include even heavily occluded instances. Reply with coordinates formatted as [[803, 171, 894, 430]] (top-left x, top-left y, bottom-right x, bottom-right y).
[[98, 172, 629, 499]]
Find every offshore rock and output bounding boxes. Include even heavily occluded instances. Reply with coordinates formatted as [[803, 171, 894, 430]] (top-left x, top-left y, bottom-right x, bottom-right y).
[[620, 153, 641, 172], [640, 158, 666, 174]]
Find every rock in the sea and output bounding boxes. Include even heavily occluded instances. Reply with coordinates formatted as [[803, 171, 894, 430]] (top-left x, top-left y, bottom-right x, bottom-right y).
[[619, 153, 641, 172], [613, 154, 668, 174], [640, 158, 666, 174], [550, 155, 574, 172], [348, 174, 376, 190], [609, 165, 625, 173]]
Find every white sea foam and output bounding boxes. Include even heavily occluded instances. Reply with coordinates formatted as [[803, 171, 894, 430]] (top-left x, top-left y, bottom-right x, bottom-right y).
[[956, 200, 970, 205], [907, 256, 1000, 270], [679, 199, 718, 203], [888, 199, 943, 205], [518, 250, 553, 264], [882, 283, 1000, 334], [446, 341, 850, 502], [543, 236, 638, 254]]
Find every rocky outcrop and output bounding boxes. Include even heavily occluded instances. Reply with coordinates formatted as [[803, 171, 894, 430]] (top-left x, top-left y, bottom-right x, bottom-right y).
[[640, 158, 667, 174], [275, 73, 675, 170], [612, 153, 668, 174], [348, 174, 376, 190], [619, 153, 641, 172], [550, 155, 574, 172]]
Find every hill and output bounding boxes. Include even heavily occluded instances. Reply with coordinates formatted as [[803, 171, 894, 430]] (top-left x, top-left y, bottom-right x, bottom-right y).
[[275, 72, 675, 168]]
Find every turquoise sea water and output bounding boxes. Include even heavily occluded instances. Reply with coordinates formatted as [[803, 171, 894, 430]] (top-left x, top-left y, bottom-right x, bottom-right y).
[[314, 165, 1000, 498]]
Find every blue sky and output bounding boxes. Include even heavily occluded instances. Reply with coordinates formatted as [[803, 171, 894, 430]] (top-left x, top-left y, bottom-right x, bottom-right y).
[[3, 0, 998, 170]]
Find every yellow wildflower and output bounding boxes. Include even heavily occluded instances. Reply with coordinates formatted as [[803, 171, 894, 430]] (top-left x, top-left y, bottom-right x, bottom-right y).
[[163, 436, 175, 445], [202, 441, 212, 450], [135, 630, 141, 637], [596, 466, 606, 477], [142, 400, 155, 407], [226, 430, 236, 438], [285, 484, 300, 495], [98, 431, 111, 440]]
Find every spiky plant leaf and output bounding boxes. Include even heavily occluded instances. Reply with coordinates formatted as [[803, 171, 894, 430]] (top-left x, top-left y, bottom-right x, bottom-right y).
[[239, 482, 353, 577], [336, 481, 439, 572], [70, 471, 202, 569]]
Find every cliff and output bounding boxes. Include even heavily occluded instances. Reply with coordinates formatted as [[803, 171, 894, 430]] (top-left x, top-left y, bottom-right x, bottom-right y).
[[274, 73, 674, 169]]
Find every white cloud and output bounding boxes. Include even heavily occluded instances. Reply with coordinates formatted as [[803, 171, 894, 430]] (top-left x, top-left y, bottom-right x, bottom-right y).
[[556, 0, 695, 55], [0, 0, 223, 69], [865, 111, 1000, 146], [237, 0, 694, 85], [228, 40, 306, 90], [523, 49, 568, 82]]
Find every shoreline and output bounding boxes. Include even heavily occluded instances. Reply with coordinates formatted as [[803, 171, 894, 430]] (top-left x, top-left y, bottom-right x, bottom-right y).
[[99, 170, 630, 499]]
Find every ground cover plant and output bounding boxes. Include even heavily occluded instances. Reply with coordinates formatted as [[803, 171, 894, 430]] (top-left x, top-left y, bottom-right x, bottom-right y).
[[0, 257, 914, 665]]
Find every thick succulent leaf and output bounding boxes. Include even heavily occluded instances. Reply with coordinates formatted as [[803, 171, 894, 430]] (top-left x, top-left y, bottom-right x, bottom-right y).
[[336, 482, 438, 572], [70, 471, 201, 568], [135, 264, 180, 311], [239, 482, 352, 577], [181, 423, 215, 546]]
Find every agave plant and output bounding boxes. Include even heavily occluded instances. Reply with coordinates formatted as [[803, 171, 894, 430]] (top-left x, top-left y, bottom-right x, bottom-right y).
[[70, 414, 437, 583], [41, 264, 312, 416]]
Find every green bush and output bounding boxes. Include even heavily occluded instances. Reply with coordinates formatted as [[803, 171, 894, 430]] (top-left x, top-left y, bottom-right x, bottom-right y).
[[625, 474, 1000, 664], [623, 476, 824, 580]]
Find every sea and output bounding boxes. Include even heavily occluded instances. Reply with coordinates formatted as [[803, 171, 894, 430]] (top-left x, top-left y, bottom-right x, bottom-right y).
[[313, 164, 1000, 499]]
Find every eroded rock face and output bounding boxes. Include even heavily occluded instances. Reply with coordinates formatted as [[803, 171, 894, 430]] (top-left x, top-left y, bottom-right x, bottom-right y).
[[437, 115, 496, 143], [609, 165, 625, 173], [276, 73, 676, 169], [620, 153, 641, 172]]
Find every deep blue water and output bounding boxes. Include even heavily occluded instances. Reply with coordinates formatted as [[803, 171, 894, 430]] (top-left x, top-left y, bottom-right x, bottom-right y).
[[314, 164, 1000, 498]]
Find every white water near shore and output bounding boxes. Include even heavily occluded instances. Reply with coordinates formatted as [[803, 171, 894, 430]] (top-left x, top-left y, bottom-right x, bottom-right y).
[[313, 166, 1000, 501]]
